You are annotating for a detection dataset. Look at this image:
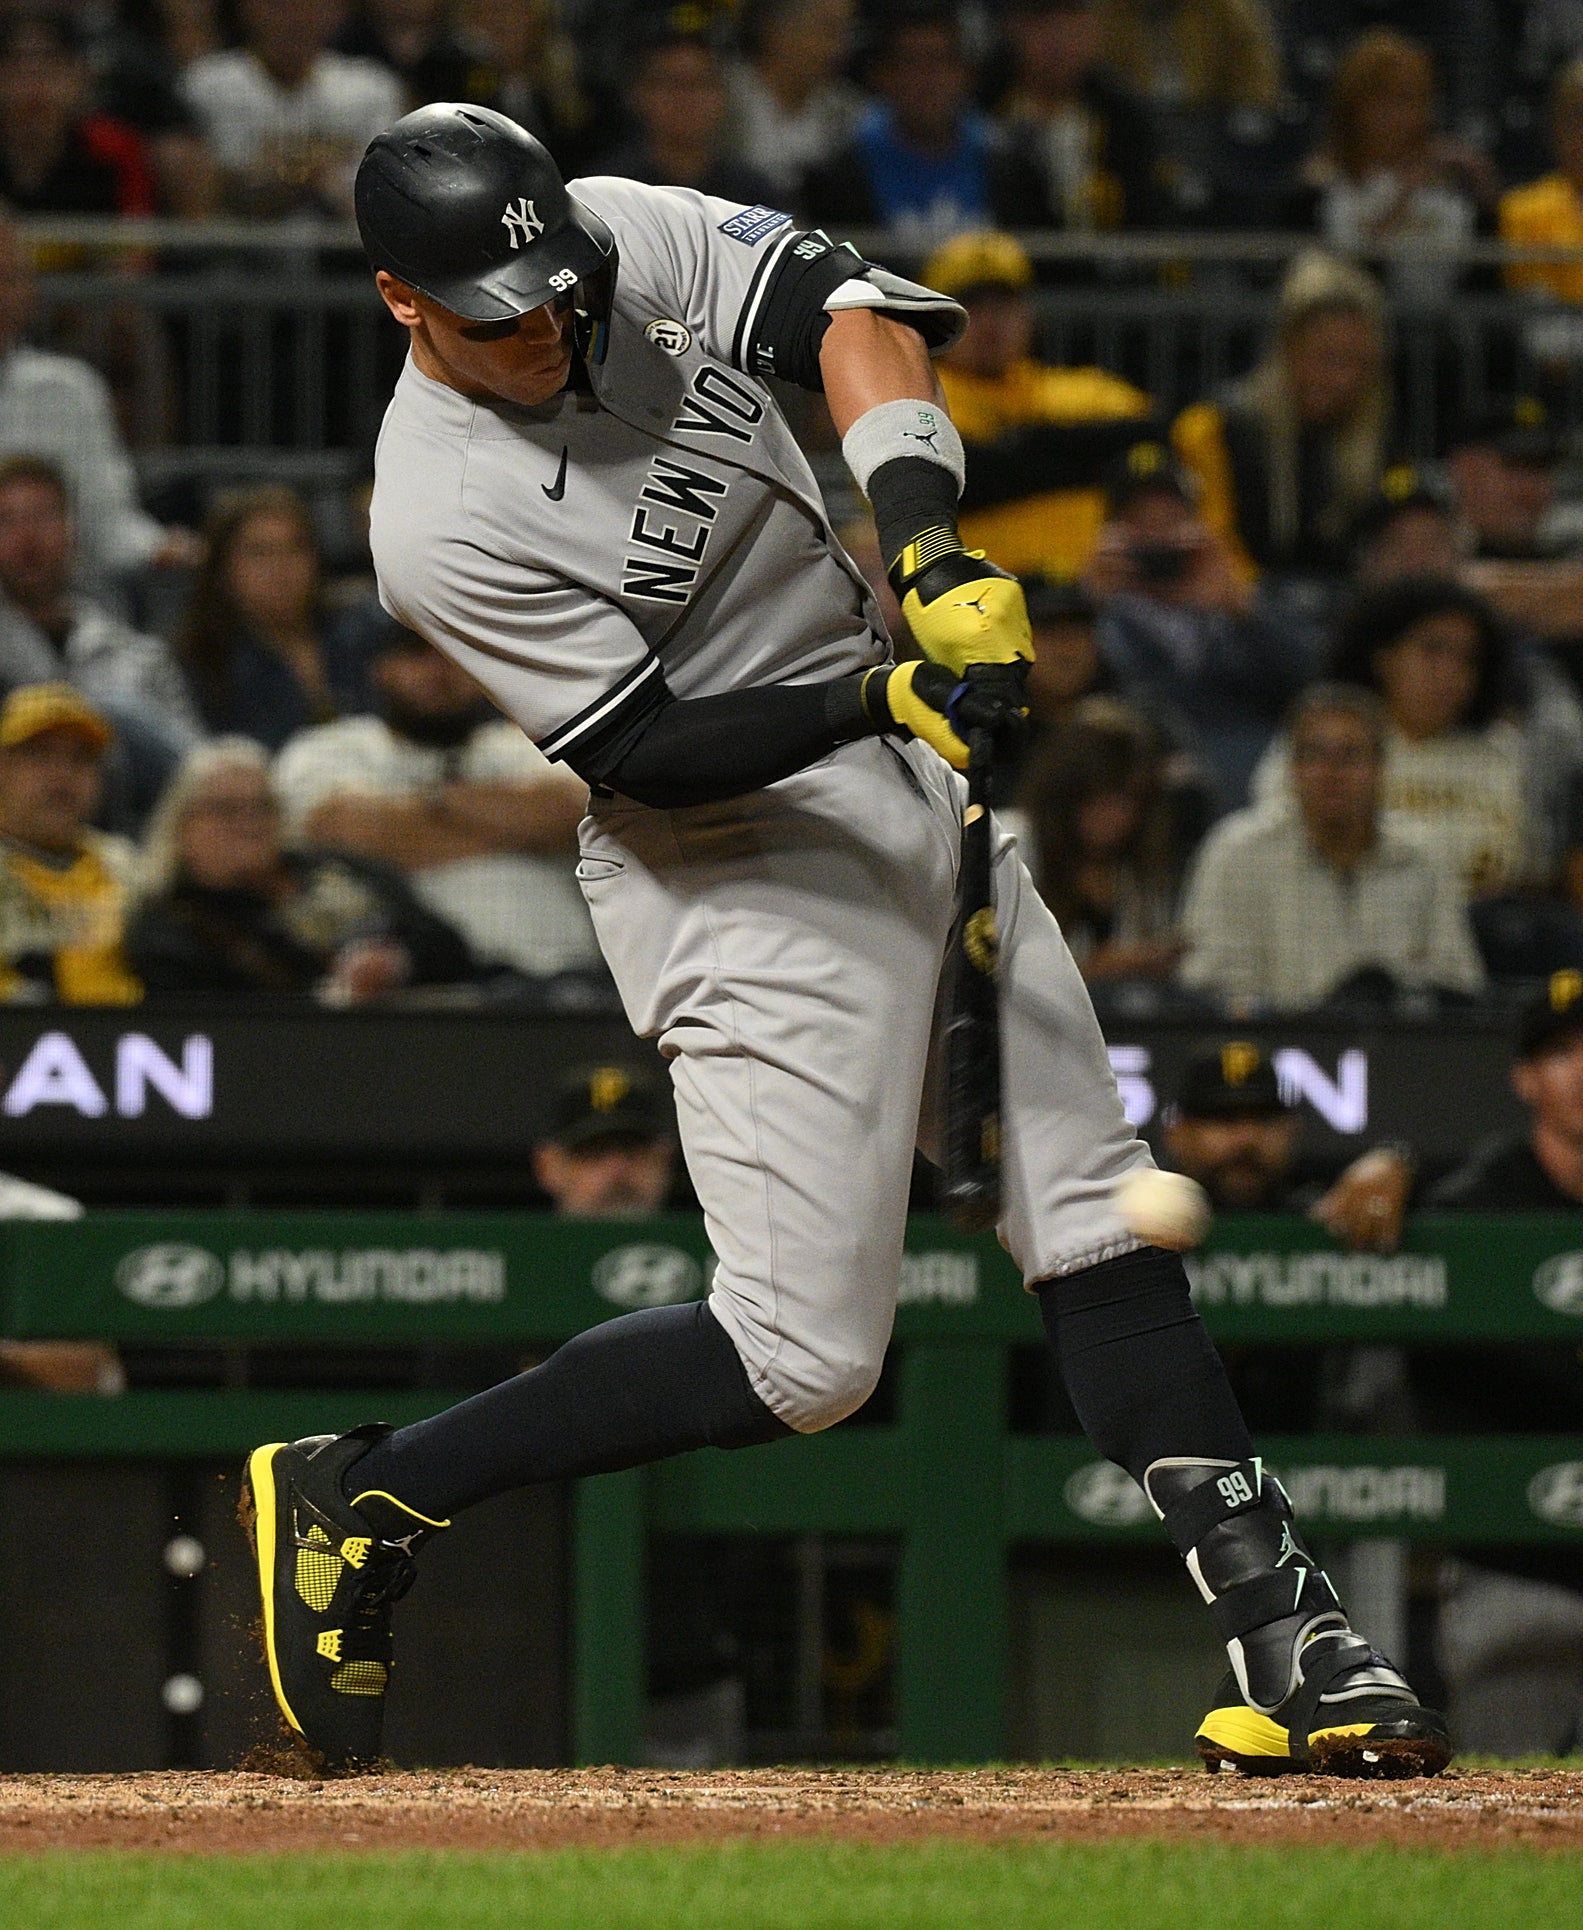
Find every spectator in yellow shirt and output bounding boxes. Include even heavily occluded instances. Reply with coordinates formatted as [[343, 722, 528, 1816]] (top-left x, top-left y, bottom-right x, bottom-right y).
[[1501, 59, 1583, 308], [924, 229, 1153, 580], [0, 683, 139, 1004]]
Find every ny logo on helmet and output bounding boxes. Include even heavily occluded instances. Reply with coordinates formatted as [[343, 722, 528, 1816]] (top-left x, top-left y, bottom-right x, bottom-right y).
[[501, 197, 544, 248]]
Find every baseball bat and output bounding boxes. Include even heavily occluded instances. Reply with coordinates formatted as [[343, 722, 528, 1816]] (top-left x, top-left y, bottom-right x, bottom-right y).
[[940, 721, 1002, 1233]]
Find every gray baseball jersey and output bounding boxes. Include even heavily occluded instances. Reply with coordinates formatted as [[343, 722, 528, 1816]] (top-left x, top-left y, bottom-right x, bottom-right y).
[[369, 179, 1149, 1433], [372, 177, 942, 763]]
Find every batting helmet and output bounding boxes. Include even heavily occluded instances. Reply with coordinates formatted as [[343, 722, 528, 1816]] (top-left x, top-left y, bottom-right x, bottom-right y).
[[355, 104, 619, 362]]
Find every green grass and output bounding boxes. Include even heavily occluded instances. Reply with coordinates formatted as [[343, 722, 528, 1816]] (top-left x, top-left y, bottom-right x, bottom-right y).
[[0, 1841, 1577, 1930]]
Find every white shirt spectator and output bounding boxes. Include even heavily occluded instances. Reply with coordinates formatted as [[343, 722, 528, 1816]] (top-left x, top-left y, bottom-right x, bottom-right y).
[[1178, 800, 1484, 1009], [1253, 721, 1529, 899], [274, 714, 600, 978], [0, 598, 202, 752], [724, 63, 865, 200], [181, 50, 402, 212], [1320, 173, 1476, 308], [0, 348, 162, 579]]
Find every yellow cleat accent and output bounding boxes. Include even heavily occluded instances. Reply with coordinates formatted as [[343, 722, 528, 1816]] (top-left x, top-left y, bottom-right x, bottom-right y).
[[244, 1442, 306, 1743], [1197, 1703, 1375, 1766]]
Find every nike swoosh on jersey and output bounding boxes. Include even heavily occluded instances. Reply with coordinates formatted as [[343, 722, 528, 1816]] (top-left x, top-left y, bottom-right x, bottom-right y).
[[543, 446, 569, 501]]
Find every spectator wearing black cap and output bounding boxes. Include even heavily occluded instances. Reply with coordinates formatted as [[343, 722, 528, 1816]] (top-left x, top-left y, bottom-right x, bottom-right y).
[[1162, 1036, 1423, 1532], [798, 5, 1054, 243], [1440, 396, 1583, 654], [1349, 466, 1465, 588], [1423, 970, 1583, 1757], [991, 0, 1164, 234], [922, 229, 1154, 584], [1434, 970, 1583, 1211], [534, 1062, 679, 1219], [1179, 682, 1484, 1009], [1444, 397, 1568, 567], [1085, 439, 1312, 810], [592, 18, 777, 206], [1163, 1038, 1416, 1249]]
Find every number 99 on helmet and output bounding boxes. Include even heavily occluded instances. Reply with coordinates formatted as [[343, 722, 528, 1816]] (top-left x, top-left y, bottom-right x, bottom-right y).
[[355, 103, 620, 363]]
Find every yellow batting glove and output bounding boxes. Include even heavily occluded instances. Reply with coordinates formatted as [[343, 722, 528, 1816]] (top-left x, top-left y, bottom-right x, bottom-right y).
[[892, 540, 1033, 678], [861, 660, 970, 771]]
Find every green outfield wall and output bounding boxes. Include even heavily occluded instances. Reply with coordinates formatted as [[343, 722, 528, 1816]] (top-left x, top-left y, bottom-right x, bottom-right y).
[[0, 1212, 1578, 1762]]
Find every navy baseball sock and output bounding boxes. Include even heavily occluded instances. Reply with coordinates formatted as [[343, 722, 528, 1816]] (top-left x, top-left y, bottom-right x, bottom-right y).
[[346, 1300, 790, 1519], [1035, 1246, 1253, 1482]]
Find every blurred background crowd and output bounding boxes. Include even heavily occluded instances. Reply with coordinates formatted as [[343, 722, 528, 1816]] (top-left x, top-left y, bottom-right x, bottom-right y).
[[3, 0, 1583, 1024]]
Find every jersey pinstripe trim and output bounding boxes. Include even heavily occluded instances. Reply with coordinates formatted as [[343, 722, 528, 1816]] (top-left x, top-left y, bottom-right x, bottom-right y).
[[729, 221, 798, 371], [538, 652, 664, 761]]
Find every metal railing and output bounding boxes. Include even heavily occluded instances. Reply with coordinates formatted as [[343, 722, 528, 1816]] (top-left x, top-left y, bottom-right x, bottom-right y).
[[18, 218, 1583, 480]]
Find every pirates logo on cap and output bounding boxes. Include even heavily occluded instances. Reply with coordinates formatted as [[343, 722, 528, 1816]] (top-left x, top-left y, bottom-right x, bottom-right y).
[[589, 1067, 632, 1113], [1551, 969, 1583, 1015]]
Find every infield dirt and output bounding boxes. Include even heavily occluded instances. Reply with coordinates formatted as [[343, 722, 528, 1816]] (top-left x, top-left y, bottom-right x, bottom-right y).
[[0, 1768, 1579, 1856]]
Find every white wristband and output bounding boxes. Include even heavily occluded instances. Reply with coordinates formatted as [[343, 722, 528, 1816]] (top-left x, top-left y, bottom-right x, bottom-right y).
[[841, 398, 965, 501]]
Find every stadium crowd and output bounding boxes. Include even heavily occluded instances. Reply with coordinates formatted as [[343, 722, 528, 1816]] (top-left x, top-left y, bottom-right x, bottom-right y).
[[0, 1, 1582, 1017]]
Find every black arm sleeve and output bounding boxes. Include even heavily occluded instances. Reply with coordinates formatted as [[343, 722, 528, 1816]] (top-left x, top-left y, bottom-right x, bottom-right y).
[[959, 418, 1162, 513], [736, 228, 872, 391], [563, 675, 874, 809]]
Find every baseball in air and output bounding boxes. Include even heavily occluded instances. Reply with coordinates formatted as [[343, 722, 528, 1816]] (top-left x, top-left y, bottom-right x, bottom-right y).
[[1112, 1169, 1212, 1250]]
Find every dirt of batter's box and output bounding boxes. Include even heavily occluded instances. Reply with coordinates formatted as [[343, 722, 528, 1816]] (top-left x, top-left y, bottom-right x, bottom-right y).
[[1, 1768, 1582, 1855]]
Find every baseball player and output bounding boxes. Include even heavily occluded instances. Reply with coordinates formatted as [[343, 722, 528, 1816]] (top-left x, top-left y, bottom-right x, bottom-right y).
[[242, 104, 1449, 1780]]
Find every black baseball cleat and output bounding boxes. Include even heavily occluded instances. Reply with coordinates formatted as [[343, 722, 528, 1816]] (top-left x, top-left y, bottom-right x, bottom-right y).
[[240, 1425, 448, 1771], [1145, 1455, 1452, 1780], [1194, 1654, 1453, 1779]]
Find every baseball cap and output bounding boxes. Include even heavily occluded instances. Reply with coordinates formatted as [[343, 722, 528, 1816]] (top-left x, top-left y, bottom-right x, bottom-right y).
[[1443, 394, 1565, 466], [1175, 1042, 1289, 1119], [1347, 463, 1456, 552], [1104, 438, 1198, 513], [921, 231, 1033, 301], [0, 683, 111, 753], [549, 1062, 671, 1149], [631, 1, 730, 55], [1518, 970, 1583, 1060]]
